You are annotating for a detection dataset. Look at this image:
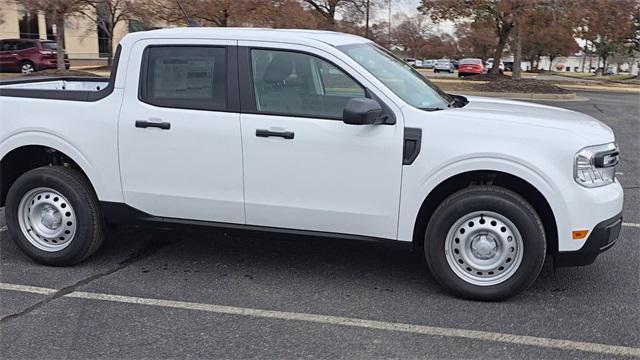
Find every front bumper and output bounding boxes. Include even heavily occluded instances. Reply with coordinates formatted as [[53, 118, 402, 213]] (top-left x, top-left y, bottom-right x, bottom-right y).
[[555, 212, 622, 266]]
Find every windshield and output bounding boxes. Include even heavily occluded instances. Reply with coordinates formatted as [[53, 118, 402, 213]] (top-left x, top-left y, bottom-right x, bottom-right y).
[[42, 42, 57, 51], [338, 43, 452, 110]]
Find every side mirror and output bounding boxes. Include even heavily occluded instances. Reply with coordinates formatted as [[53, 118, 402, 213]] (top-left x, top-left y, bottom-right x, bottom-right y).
[[343, 98, 384, 125]]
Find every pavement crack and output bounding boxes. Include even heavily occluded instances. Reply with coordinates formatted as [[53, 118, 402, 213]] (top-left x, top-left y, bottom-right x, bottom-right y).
[[0, 238, 178, 324], [592, 103, 606, 114]]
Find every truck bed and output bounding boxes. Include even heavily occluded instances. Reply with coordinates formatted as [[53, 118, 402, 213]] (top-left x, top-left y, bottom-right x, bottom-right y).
[[0, 76, 112, 101]]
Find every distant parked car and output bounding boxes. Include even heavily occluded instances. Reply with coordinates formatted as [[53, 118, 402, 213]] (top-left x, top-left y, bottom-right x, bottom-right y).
[[404, 58, 416, 67], [423, 59, 435, 69], [434, 59, 454, 73], [414, 59, 424, 68], [452, 59, 459, 69], [458, 58, 485, 77], [486, 58, 505, 73], [504, 61, 514, 72], [0, 39, 70, 74]]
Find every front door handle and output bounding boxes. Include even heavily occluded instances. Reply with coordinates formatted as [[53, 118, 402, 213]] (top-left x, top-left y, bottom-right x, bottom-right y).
[[255, 129, 294, 140], [135, 120, 171, 130]]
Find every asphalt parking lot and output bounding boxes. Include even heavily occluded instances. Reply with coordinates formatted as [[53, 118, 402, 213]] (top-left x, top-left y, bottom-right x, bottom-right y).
[[1, 91, 638, 359]]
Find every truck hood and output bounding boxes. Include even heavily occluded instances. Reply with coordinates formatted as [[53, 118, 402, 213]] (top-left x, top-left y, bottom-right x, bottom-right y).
[[454, 96, 614, 144]]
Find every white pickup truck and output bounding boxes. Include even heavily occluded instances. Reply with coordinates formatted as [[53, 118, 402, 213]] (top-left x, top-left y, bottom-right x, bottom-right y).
[[0, 28, 623, 300]]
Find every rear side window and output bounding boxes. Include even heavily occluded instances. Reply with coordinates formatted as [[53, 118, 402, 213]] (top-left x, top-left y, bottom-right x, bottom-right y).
[[1, 41, 19, 51], [140, 46, 227, 111]]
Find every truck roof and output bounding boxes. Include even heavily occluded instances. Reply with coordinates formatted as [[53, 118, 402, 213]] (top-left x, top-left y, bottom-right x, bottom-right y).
[[120, 27, 371, 47]]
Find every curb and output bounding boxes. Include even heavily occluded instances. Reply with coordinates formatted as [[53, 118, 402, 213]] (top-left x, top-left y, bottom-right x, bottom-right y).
[[555, 84, 640, 94], [451, 91, 581, 101]]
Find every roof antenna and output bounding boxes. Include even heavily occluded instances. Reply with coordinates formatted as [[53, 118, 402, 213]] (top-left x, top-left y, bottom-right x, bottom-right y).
[[175, 0, 201, 27]]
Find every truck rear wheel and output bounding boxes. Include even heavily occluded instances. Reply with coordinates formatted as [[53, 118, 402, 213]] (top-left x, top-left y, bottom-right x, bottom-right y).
[[424, 185, 546, 300], [5, 166, 105, 266]]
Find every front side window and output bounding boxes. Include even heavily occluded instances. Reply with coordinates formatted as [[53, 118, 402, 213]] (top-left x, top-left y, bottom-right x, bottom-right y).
[[18, 41, 36, 50], [251, 49, 365, 119], [338, 43, 451, 110], [141, 46, 226, 111]]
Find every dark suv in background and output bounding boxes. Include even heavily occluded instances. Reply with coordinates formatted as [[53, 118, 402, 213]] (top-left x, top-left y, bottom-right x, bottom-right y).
[[0, 39, 70, 73]]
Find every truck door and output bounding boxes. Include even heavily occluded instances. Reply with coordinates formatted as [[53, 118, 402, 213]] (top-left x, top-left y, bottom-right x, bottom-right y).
[[118, 39, 245, 224], [237, 43, 404, 239]]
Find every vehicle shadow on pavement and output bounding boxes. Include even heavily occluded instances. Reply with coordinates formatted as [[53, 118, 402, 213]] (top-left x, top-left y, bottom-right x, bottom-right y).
[[0, 223, 618, 304]]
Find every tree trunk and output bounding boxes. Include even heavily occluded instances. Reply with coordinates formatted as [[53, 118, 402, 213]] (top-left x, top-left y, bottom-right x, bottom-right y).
[[221, 9, 229, 27], [490, 25, 512, 74], [106, 34, 113, 67], [55, 15, 66, 70], [548, 55, 555, 71], [365, 0, 370, 38], [581, 43, 588, 72], [512, 9, 523, 80]]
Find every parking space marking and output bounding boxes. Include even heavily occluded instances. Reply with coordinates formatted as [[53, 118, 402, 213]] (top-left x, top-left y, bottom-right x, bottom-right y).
[[1, 282, 639, 357], [0, 283, 57, 295], [622, 222, 640, 229]]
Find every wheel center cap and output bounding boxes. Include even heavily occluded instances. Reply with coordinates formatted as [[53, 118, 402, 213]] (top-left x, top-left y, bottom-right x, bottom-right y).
[[470, 234, 498, 260], [40, 205, 62, 230]]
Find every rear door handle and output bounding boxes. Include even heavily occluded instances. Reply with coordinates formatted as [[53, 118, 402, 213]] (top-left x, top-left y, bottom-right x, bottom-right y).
[[135, 120, 171, 130], [255, 129, 294, 140]]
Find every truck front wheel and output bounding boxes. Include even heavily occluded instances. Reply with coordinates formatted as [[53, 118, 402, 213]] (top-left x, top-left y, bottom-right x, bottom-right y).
[[424, 186, 546, 300], [5, 166, 105, 266]]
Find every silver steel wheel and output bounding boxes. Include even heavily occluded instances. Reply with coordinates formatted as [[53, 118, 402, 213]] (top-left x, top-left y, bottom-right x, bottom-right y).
[[17, 187, 77, 252], [21, 62, 35, 74], [445, 211, 524, 286]]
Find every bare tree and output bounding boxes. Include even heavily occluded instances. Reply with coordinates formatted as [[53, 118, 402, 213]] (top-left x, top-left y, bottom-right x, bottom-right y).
[[392, 15, 431, 58], [302, 0, 356, 29], [577, 0, 636, 75], [419, 0, 516, 74], [24, 0, 83, 70], [77, 0, 137, 66]]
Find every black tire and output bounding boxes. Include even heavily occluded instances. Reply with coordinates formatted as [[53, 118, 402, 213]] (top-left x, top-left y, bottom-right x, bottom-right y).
[[424, 185, 546, 301], [5, 166, 105, 266]]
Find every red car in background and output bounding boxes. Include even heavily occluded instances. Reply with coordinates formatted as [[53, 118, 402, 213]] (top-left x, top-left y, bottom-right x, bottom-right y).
[[0, 39, 70, 74], [458, 58, 486, 77]]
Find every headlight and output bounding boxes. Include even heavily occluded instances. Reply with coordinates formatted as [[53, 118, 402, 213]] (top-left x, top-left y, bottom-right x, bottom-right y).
[[574, 143, 619, 188]]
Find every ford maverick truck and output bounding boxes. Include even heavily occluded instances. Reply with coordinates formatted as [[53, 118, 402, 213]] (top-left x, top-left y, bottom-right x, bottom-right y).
[[0, 28, 623, 300]]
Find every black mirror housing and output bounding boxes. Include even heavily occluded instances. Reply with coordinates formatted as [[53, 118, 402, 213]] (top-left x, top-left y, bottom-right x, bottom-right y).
[[343, 98, 384, 125]]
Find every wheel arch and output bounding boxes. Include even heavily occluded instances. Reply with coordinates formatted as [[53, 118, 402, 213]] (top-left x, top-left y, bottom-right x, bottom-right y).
[[412, 170, 558, 255], [0, 142, 97, 207]]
